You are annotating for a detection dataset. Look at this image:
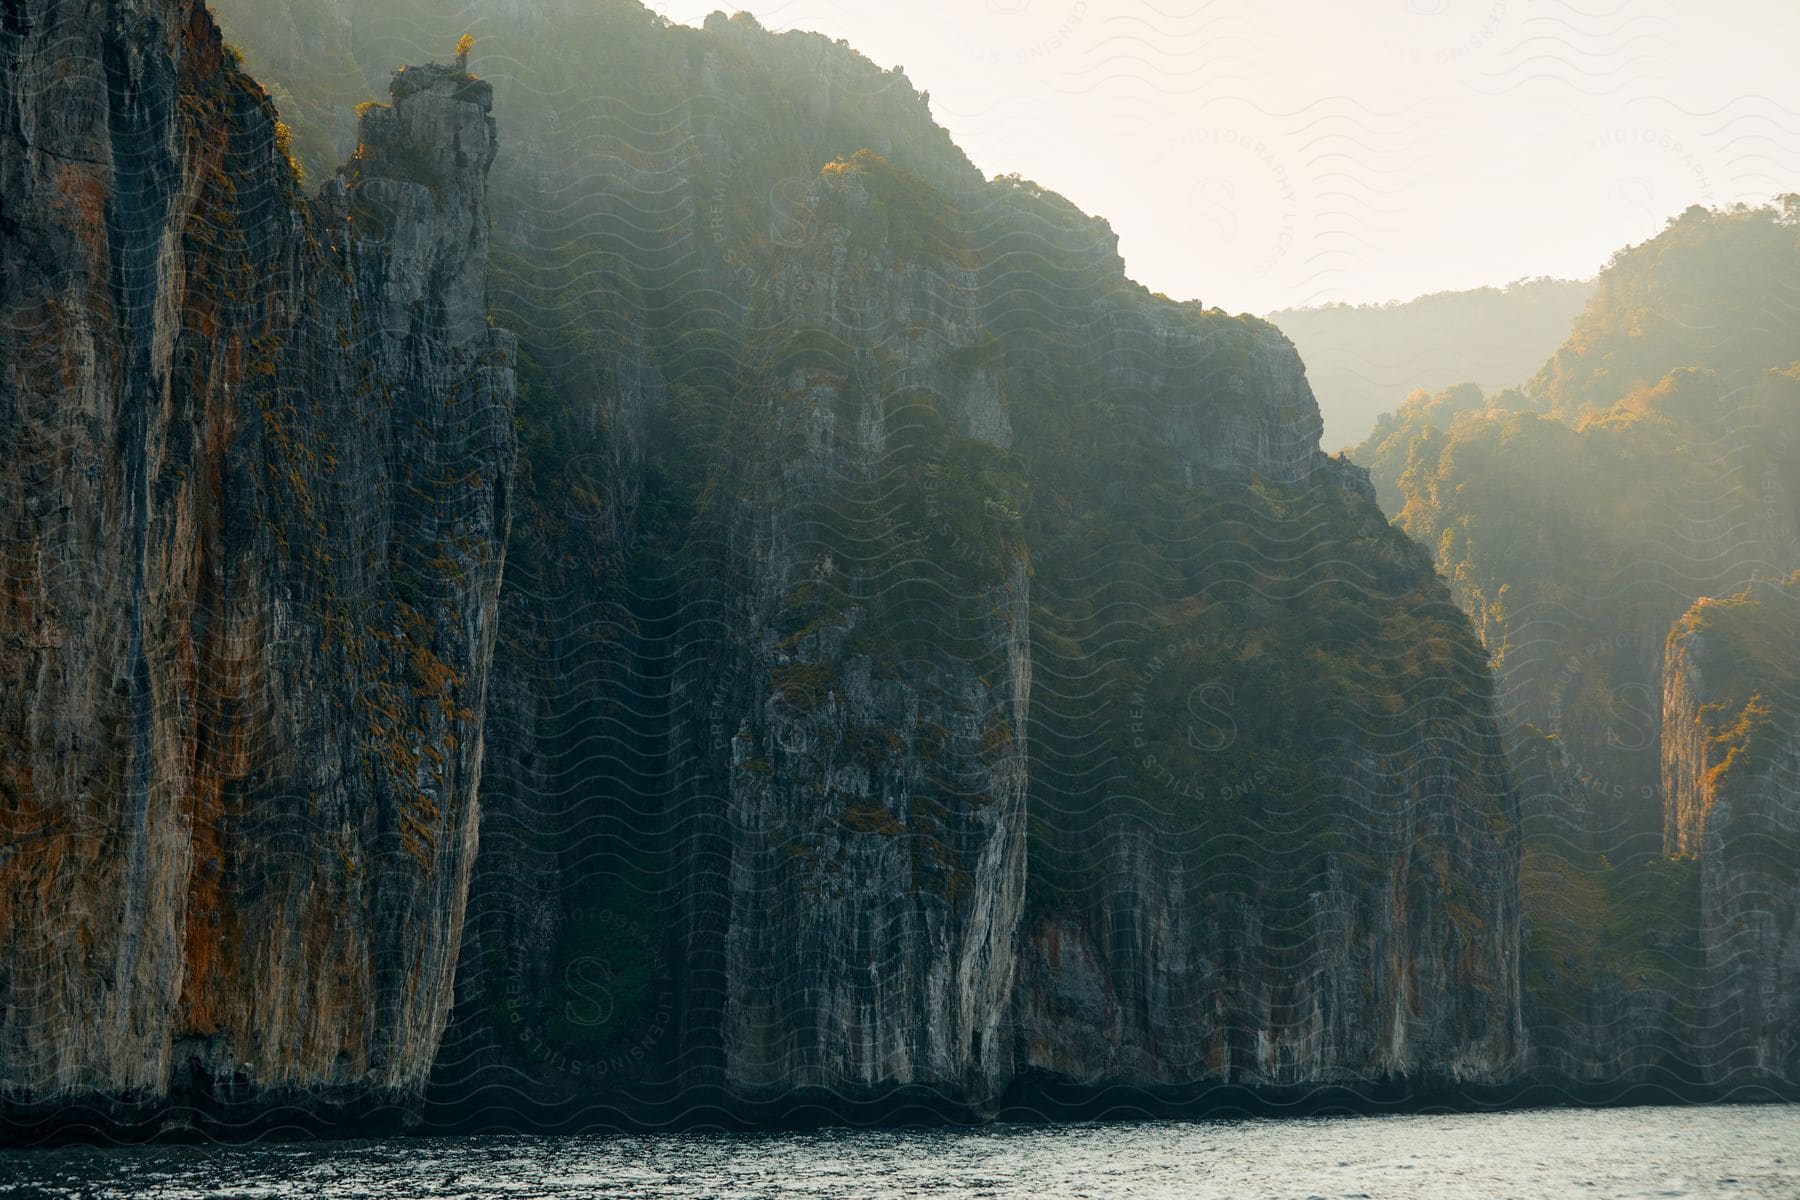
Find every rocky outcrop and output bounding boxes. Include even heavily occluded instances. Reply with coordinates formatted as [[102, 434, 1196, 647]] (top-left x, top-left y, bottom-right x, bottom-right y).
[[1664, 619, 1716, 861], [659, 165, 1034, 1111], [188, 0, 1526, 1127], [1346, 208, 1800, 1103], [1504, 573, 1800, 1102], [1662, 578, 1800, 1089], [1, 0, 1531, 1136], [0, 0, 513, 1131], [631, 156, 1519, 1116], [1354, 225, 1800, 865], [978, 177, 1519, 1101]]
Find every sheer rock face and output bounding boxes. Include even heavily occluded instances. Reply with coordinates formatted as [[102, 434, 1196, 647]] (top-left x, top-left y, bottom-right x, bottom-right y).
[[1663, 629, 1715, 862], [211, 0, 1519, 1122], [1662, 581, 1800, 1087], [1370, 367, 1800, 866], [1015, 747, 1522, 1093], [662, 172, 1033, 1109], [650, 169, 1520, 1111], [6, 0, 1526, 1131], [0, 1, 513, 1126]]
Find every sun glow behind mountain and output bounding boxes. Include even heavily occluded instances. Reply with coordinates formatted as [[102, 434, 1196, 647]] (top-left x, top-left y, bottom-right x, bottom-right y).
[[648, 0, 1800, 313]]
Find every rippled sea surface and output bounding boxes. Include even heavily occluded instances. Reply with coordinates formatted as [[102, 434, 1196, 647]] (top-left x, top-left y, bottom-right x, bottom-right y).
[[3, 1106, 1798, 1199]]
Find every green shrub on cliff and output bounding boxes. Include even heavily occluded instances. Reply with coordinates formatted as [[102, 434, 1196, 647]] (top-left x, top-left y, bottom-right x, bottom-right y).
[[1675, 574, 1800, 796]]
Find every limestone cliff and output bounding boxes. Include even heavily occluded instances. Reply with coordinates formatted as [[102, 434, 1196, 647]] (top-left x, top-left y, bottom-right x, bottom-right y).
[[1662, 577, 1800, 1089], [1354, 205, 1800, 866], [635, 152, 1520, 1118], [0, 0, 514, 1132], [1373, 368, 1800, 863], [193, 0, 1524, 1126], [978, 177, 1519, 1101], [661, 165, 1032, 1109]]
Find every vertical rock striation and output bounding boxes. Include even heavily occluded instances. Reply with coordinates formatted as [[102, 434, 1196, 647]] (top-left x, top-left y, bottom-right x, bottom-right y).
[[200, 0, 1524, 1124], [997, 241, 1521, 1100], [10, 0, 1528, 1132], [661, 165, 1033, 1112], [0, 0, 514, 1131], [1662, 577, 1800, 1089]]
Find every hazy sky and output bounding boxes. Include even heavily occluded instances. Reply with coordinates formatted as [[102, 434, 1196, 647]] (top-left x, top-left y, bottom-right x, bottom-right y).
[[644, 0, 1800, 314]]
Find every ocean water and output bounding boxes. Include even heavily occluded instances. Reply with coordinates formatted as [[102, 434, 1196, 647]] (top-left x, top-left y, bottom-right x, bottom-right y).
[[2, 1105, 1797, 1198]]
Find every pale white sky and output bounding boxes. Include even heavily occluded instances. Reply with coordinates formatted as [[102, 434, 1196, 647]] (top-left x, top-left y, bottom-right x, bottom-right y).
[[646, 0, 1800, 313]]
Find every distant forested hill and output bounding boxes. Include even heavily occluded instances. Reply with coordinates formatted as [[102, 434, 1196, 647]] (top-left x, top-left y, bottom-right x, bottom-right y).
[[1356, 201, 1800, 857], [1269, 278, 1594, 449], [1351, 202, 1800, 1091]]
